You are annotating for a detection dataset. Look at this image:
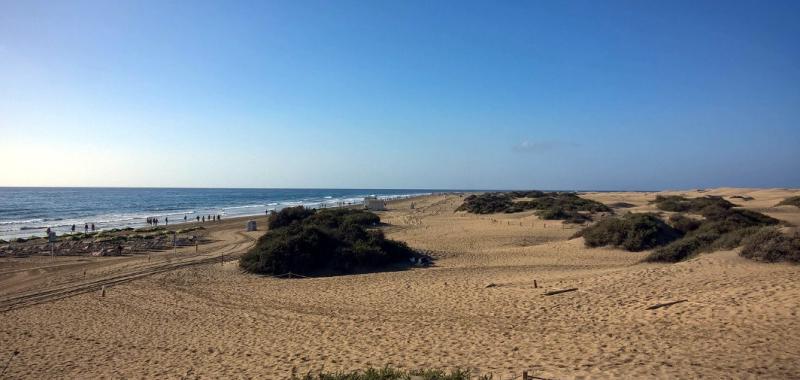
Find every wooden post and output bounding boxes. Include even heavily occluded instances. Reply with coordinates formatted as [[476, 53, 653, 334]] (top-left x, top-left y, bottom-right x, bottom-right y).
[[534, 280, 538, 289], [101, 286, 106, 297], [195, 240, 198, 253]]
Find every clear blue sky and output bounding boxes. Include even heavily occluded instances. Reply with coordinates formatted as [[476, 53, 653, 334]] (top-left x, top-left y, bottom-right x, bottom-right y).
[[1, 0, 798, 190]]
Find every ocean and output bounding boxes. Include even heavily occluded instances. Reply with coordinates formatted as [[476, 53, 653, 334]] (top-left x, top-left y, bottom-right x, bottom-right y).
[[0, 188, 442, 240]]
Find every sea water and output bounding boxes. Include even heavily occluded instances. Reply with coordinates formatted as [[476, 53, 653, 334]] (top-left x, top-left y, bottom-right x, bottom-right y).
[[0, 188, 441, 240]]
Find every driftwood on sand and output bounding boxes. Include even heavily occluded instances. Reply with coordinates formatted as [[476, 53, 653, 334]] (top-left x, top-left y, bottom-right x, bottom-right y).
[[646, 299, 688, 310], [543, 288, 578, 296]]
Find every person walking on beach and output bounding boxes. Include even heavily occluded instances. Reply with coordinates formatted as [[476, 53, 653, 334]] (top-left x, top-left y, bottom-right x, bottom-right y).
[[91, 223, 95, 232], [71, 224, 75, 232], [165, 217, 168, 226], [184, 215, 187, 222], [202, 216, 205, 223], [84, 223, 88, 233]]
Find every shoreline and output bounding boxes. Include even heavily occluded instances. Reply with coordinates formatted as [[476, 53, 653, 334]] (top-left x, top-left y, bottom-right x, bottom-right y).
[[0, 191, 438, 241]]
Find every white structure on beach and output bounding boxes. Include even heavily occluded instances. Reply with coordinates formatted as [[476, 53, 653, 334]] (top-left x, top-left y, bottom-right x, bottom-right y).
[[364, 197, 386, 211], [246, 220, 257, 231]]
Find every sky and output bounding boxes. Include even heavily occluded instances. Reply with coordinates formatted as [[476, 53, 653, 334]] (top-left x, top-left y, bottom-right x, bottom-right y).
[[1, 0, 799, 190]]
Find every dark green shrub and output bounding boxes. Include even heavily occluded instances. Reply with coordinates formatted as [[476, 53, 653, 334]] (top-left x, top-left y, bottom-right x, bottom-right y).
[[241, 208, 416, 276], [581, 213, 682, 251], [710, 226, 763, 250], [668, 214, 701, 234], [740, 228, 800, 263], [456, 193, 514, 214], [777, 196, 800, 208], [645, 233, 715, 262], [457, 191, 610, 223], [268, 206, 316, 229], [608, 202, 636, 208], [644, 207, 779, 262], [652, 195, 735, 213]]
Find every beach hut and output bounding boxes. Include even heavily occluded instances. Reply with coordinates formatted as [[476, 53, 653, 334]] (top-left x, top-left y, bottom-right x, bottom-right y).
[[364, 197, 386, 211], [246, 220, 257, 231]]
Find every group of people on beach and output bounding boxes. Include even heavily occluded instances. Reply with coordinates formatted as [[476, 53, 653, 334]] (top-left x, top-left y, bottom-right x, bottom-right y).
[[66, 223, 94, 233], [146, 217, 163, 226], [148, 214, 221, 226], [195, 214, 221, 223]]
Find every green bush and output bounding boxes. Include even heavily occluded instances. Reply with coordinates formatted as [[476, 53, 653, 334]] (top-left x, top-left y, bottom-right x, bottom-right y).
[[652, 195, 735, 213], [241, 207, 416, 276], [292, 367, 489, 380], [608, 202, 636, 208], [581, 213, 682, 251], [740, 228, 800, 263], [268, 206, 316, 229], [457, 191, 610, 223], [456, 193, 514, 214], [644, 233, 714, 262], [777, 196, 800, 208], [644, 207, 779, 262], [668, 214, 701, 234]]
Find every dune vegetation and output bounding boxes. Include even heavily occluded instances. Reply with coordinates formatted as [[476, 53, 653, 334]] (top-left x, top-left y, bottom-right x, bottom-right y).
[[240, 207, 416, 276], [578, 195, 782, 263], [777, 196, 800, 208], [577, 213, 682, 251], [651, 195, 735, 213], [457, 191, 610, 223], [740, 227, 800, 263]]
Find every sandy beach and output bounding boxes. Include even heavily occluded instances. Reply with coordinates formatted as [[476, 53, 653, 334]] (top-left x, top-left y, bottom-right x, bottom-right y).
[[1, 188, 799, 379]]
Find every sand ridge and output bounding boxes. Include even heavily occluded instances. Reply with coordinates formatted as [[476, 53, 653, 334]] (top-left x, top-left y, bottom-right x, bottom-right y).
[[1, 189, 799, 378]]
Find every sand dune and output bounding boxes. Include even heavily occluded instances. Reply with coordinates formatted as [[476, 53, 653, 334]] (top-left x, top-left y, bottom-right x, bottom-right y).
[[1, 189, 799, 378]]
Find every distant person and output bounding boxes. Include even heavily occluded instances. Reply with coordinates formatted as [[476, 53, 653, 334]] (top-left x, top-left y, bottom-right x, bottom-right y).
[[91, 223, 95, 232], [196, 216, 200, 222], [202, 216, 205, 222], [84, 223, 88, 233], [217, 215, 220, 221], [165, 217, 168, 226], [71, 224, 75, 232], [184, 215, 187, 222], [46, 227, 51, 235]]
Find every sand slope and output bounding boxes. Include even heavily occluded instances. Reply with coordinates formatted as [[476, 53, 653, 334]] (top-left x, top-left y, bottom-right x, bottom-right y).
[[1, 189, 799, 379]]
